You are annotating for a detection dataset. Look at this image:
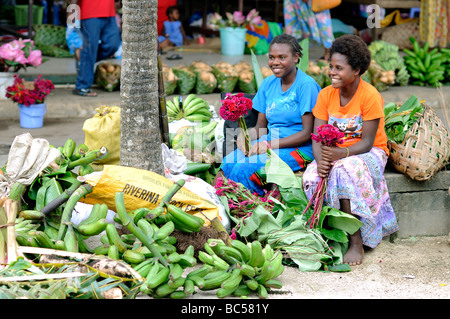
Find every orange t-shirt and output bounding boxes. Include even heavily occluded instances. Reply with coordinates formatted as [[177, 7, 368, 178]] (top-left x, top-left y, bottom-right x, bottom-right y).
[[312, 79, 389, 155]]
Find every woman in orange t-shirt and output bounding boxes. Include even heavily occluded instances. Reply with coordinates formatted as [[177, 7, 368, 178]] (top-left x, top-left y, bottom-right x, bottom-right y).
[[303, 35, 398, 266]]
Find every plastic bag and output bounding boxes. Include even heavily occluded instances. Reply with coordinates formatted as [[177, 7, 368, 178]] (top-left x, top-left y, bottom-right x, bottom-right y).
[[83, 106, 121, 169], [79, 165, 219, 226], [0, 133, 61, 198]]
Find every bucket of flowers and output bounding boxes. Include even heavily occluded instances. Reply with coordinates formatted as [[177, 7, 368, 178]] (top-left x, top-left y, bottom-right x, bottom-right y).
[[208, 9, 261, 56], [5, 75, 55, 129], [0, 38, 44, 99]]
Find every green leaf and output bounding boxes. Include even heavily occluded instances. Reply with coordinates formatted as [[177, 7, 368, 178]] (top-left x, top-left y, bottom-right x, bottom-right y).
[[237, 205, 282, 239], [35, 184, 50, 211], [45, 178, 63, 207], [265, 148, 301, 189], [327, 263, 352, 272], [297, 38, 309, 72], [319, 227, 348, 243], [250, 49, 264, 89], [324, 206, 363, 235]]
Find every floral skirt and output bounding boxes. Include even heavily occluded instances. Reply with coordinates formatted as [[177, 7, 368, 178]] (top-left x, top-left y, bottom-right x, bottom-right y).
[[221, 135, 313, 196], [302, 147, 399, 248], [283, 0, 335, 49]]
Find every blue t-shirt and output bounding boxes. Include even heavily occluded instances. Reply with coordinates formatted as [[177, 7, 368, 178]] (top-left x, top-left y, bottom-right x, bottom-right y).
[[163, 20, 183, 46], [252, 69, 321, 141]]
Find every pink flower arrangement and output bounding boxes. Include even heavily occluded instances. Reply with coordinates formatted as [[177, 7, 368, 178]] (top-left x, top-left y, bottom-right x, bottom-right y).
[[302, 124, 345, 228], [220, 93, 253, 155], [214, 176, 280, 239], [0, 38, 43, 73], [5, 75, 55, 106], [311, 124, 345, 146], [208, 9, 262, 30]]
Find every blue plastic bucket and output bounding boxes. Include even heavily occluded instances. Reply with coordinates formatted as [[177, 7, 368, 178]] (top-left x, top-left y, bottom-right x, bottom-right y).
[[220, 27, 247, 56], [18, 103, 47, 129]]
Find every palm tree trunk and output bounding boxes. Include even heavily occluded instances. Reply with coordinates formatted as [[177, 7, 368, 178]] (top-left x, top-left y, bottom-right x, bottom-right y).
[[120, 0, 164, 174]]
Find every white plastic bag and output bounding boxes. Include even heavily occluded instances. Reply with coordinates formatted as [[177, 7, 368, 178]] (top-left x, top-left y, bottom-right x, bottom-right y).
[[0, 133, 61, 198]]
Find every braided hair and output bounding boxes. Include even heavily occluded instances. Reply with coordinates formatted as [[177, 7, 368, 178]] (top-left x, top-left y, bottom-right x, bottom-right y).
[[269, 34, 303, 64], [330, 34, 371, 75]]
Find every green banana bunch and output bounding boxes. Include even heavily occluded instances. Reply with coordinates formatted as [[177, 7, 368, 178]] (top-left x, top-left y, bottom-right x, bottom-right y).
[[441, 48, 450, 81], [196, 238, 285, 298], [403, 37, 446, 87], [181, 94, 213, 123], [166, 96, 183, 122], [162, 201, 205, 233]]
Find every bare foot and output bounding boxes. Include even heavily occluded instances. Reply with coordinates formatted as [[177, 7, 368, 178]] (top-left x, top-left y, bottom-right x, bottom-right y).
[[343, 230, 364, 265]]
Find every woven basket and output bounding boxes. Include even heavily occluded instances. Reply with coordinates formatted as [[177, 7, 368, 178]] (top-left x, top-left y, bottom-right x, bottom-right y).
[[381, 21, 420, 50], [387, 104, 450, 181]]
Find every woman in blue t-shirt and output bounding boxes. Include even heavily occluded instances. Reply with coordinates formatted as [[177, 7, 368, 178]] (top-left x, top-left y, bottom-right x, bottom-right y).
[[219, 34, 321, 195]]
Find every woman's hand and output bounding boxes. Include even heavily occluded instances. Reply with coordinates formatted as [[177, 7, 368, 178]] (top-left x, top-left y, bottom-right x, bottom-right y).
[[321, 145, 348, 162], [249, 141, 269, 156], [316, 158, 332, 178], [236, 132, 249, 156]]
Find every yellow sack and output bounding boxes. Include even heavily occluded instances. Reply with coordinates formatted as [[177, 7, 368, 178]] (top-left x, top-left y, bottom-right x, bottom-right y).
[[83, 106, 121, 169], [80, 165, 219, 226]]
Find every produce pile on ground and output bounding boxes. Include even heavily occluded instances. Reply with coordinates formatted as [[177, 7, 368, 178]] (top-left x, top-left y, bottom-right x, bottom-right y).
[[163, 61, 272, 95], [0, 138, 288, 299]]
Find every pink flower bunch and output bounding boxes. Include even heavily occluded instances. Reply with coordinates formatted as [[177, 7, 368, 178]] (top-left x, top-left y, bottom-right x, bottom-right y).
[[0, 39, 43, 73], [219, 93, 253, 122], [5, 75, 55, 106], [303, 124, 345, 229], [311, 124, 345, 146], [215, 176, 280, 218], [208, 9, 262, 30]]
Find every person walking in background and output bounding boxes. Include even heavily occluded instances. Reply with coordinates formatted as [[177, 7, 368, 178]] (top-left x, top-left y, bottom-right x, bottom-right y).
[[284, 0, 335, 60], [69, 0, 121, 97], [302, 35, 399, 266]]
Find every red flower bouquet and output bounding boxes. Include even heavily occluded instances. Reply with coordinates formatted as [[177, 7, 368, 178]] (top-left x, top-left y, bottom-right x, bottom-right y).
[[5, 75, 55, 106], [219, 93, 253, 154], [303, 124, 344, 228]]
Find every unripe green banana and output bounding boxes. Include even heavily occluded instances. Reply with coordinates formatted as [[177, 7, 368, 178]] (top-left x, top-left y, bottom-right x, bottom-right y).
[[231, 239, 251, 262], [183, 279, 195, 296], [147, 266, 170, 289], [168, 262, 183, 281], [105, 223, 132, 253], [123, 249, 145, 264], [257, 283, 268, 299], [201, 271, 232, 290], [35, 230, 56, 249], [63, 223, 79, 253], [221, 268, 242, 290], [108, 244, 120, 260], [62, 138, 76, 159], [77, 218, 108, 236], [19, 210, 45, 221], [153, 220, 175, 241], [248, 241, 265, 268]]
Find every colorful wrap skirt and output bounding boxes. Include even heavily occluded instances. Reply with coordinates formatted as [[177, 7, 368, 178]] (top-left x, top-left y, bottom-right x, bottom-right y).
[[302, 147, 399, 248], [221, 135, 313, 196]]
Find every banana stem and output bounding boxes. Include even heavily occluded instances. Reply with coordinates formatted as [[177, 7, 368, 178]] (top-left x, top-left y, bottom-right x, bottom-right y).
[[159, 179, 186, 207], [67, 147, 109, 170], [114, 192, 167, 266], [56, 183, 93, 241], [41, 179, 83, 216]]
